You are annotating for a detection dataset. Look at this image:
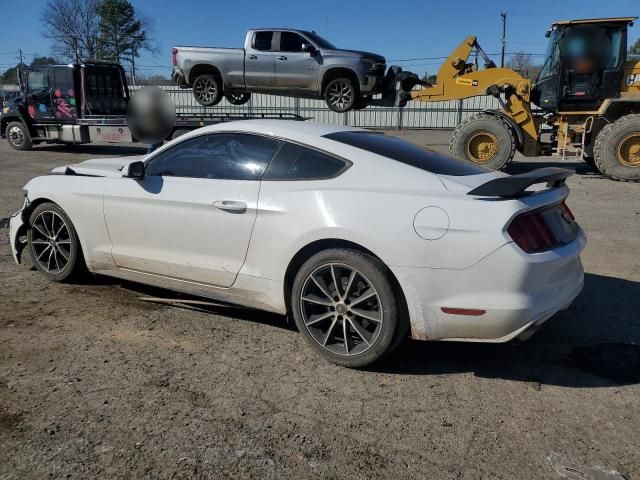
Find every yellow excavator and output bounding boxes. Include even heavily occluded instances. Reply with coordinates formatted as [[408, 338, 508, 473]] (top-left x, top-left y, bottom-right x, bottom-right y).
[[389, 17, 640, 181]]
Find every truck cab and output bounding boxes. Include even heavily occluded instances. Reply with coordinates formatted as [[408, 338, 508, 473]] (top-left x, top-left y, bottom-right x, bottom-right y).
[[1, 62, 131, 150]]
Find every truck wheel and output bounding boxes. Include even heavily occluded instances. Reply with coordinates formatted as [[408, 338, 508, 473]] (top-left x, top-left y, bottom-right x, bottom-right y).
[[593, 114, 640, 182], [6, 121, 33, 151], [325, 78, 357, 113], [449, 113, 516, 170], [225, 92, 251, 105], [192, 74, 222, 107]]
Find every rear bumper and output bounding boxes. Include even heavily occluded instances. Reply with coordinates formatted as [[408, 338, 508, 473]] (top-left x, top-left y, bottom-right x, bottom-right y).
[[391, 230, 587, 341]]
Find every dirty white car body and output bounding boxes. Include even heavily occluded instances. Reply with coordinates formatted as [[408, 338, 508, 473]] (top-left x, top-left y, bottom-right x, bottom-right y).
[[9, 120, 586, 366]]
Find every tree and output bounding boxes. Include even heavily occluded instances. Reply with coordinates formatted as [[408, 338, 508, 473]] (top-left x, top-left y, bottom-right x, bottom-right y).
[[2, 57, 58, 86], [96, 0, 154, 62], [41, 0, 100, 61], [507, 51, 542, 80], [629, 38, 640, 57]]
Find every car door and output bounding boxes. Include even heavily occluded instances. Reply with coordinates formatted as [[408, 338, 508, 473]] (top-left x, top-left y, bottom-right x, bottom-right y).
[[103, 132, 281, 287], [274, 31, 319, 90], [244, 31, 277, 89]]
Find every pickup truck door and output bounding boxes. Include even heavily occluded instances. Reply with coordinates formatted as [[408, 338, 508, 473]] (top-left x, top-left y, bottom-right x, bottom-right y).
[[244, 31, 277, 88], [274, 32, 320, 90], [103, 133, 281, 288]]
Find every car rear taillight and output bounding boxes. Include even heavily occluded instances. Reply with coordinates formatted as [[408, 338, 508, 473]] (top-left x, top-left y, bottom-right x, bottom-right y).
[[561, 201, 575, 220], [508, 209, 557, 253], [508, 201, 579, 253], [172, 48, 178, 66]]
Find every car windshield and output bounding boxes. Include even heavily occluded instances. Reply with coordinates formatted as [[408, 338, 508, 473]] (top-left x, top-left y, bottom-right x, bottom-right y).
[[301, 31, 336, 49], [324, 131, 489, 176]]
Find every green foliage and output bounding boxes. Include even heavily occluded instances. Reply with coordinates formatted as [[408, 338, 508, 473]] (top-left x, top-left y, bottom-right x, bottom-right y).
[[2, 57, 58, 86], [96, 0, 149, 63], [630, 38, 640, 56]]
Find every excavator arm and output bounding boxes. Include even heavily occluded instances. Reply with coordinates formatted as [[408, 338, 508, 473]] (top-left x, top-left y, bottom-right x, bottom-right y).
[[405, 36, 539, 155]]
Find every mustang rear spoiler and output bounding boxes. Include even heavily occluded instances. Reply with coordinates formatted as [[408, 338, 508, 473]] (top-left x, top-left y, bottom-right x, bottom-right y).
[[467, 167, 573, 198]]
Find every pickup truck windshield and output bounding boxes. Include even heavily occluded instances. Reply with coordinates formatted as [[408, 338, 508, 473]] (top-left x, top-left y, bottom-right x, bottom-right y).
[[324, 131, 489, 176], [301, 31, 336, 49]]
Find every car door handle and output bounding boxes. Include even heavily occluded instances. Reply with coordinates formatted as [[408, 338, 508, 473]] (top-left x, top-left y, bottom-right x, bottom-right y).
[[277, 56, 287, 60], [248, 55, 258, 60], [213, 200, 247, 214]]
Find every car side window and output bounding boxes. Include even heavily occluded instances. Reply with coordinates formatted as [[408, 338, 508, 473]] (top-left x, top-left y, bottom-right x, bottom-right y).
[[253, 31, 275, 51], [145, 133, 281, 180], [263, 142, 350, 180], [279, 32, 305, 52]]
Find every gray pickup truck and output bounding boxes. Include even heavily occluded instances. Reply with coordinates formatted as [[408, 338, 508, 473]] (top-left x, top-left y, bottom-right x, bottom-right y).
[[172, 29, 387, 112]]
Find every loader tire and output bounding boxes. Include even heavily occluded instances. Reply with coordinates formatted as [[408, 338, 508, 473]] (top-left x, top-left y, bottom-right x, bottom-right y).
[[449, 113, 516, 171], [593, 114, 640, 182]]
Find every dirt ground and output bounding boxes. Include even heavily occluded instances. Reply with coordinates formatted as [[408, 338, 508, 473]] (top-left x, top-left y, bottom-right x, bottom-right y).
[[1, 130, 639, 479]]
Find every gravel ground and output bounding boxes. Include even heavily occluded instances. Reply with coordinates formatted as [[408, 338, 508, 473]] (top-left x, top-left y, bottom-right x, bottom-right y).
[[0, 130, 639, 479]]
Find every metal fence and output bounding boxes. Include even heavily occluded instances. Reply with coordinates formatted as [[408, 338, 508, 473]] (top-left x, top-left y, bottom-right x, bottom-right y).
[[133, 85, 501, 130]]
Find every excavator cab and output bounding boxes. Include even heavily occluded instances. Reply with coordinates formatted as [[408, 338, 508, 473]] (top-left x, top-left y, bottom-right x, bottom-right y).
[[533, 18, 635, 112]]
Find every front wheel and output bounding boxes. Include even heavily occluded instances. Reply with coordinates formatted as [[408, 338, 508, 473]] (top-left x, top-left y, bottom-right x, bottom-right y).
[[593, 114, 640, 182], [324, 77, 357, 113], [291, 248, 404, 368], [6, 121, 33, 151], [449, 113, 516, 170], [28, 202, 83, 282], [192, 74, 222, 107]]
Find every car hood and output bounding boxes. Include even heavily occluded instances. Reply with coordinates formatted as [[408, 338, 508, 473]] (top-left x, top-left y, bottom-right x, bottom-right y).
[[50, 155, 145, 177]]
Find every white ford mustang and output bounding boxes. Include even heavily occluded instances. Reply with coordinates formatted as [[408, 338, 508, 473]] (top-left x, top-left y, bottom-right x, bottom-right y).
[[9, 120, 586, 367]]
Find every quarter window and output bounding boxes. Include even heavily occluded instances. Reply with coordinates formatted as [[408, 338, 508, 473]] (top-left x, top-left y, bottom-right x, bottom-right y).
[[253, 31, 275, 51], [263, 142, 349, 180], [280, 32, 305, 52], [146, 133, 281, 180]]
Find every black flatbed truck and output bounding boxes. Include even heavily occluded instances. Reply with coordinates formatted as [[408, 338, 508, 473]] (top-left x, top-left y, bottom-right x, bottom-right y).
[[0, 61, 302, 151]]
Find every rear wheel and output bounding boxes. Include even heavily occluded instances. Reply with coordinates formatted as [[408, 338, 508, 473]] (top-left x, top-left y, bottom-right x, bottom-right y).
[[593, 114, 640, 182], [324, 77, 357, 113], [6, 121, 33, 151], [450, 113, 516, 170], [27, 202, 83, 282], [291, 248, 404, 368], [225, 92, 251, 105], [192, 74, 222, 107]]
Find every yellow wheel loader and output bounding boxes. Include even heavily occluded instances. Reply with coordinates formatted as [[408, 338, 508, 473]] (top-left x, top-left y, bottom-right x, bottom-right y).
[[391, 17, 640, 181]]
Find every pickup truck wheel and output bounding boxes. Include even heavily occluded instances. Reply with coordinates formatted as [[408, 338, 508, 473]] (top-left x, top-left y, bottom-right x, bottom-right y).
[[192, 74, 222, 107], [225, 92, 251, 105], [325, 78, 357, 113], [7, 121, 33, 151]]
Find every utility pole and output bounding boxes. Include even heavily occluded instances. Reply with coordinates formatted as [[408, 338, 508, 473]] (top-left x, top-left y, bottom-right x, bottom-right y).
[[500, 12, 507, 68]]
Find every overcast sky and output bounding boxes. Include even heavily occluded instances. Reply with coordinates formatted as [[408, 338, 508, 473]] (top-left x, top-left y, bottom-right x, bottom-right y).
[[1, 0, 638, 77]]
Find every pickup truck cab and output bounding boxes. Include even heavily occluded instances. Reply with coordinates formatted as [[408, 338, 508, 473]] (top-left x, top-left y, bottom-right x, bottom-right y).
[[172, 29, 387, 112]]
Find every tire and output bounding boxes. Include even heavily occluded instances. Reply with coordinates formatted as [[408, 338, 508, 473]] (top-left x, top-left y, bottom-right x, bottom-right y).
[[291, 248, 405, 368], [6, 121, 33, 151], [593, 114, 640, 182], [225, 92, 251, 105], [27, 202, 83, 282], [192, 74, 222, 107], [449, 113, 517, 170], [324, 77, 357, 113]]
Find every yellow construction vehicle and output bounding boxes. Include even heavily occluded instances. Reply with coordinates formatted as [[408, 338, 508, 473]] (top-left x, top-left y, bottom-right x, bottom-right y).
[[394, 17, 640, 181]]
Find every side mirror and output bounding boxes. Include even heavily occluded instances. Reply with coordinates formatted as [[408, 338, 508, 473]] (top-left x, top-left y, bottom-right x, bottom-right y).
[[302, 43, 317, 55], [124, 160, 145, 179]]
